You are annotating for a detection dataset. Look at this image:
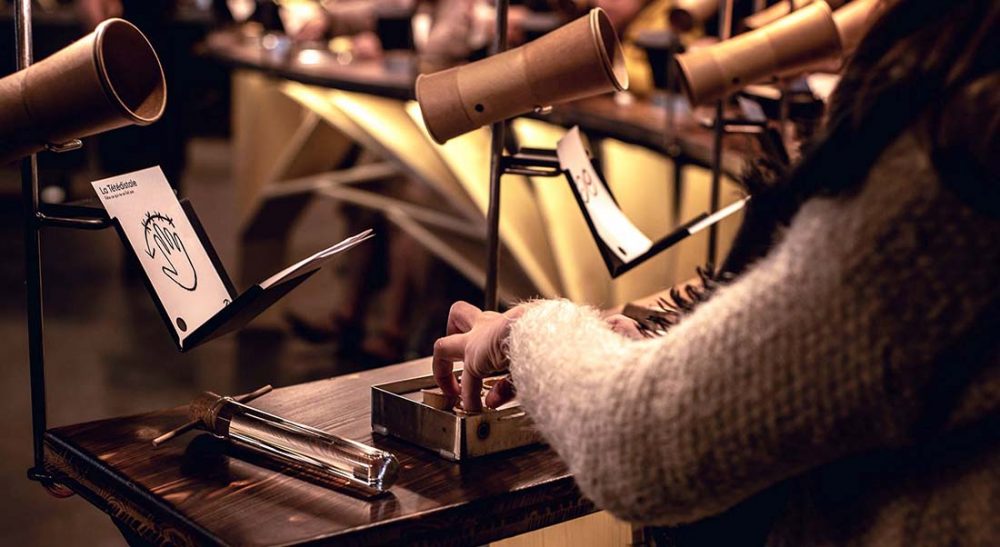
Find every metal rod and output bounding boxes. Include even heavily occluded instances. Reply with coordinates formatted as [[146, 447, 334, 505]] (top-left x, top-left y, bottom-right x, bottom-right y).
[[483, 0, 510, 311], [707, 0, 734, 268], [191, 392, 399, 497], [708, 100, 723, 267], [36, 213, 112, 230], [665, 26, 683, 225], [777, 0, 798, 149], [15, 0, 49, 482]]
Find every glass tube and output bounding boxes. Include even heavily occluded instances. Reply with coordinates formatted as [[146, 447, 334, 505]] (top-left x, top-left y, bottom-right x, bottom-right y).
[[193, 394, 399, 496]]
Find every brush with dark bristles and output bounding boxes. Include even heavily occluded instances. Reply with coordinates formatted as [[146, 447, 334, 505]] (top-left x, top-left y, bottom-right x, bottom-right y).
[[625, 264, 734, 337]]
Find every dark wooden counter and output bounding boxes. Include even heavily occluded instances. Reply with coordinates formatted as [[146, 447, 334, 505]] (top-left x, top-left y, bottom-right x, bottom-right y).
[[43, 358, 594, 546]]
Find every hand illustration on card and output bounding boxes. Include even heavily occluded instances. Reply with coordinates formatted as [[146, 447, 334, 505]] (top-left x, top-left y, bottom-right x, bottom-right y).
[[143, 212, 198, 291]]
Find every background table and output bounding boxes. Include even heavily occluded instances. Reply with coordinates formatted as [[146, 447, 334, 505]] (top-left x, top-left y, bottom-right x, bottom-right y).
[[200, 28, 753, 175]]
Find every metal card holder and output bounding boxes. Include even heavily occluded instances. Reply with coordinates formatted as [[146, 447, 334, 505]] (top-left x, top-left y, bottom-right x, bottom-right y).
[[502, 145, 748, 279], [371, 374, 541, 461]]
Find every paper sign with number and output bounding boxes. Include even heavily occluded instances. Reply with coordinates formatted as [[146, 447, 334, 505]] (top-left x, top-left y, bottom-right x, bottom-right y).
[[557, 127, 652, 262]]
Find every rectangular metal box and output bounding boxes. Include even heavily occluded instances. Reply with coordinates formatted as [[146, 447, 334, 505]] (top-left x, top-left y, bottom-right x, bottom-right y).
[[371, 374, 541, 461]]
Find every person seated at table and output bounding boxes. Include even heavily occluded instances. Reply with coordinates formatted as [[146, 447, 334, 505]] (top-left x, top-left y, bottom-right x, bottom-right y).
[[287, 0, 479, 63], [287, 0, 599, 62], [431, 0, 998, 544]]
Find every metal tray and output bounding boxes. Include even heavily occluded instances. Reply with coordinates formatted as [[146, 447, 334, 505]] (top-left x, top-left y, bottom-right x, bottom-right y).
[[371, 374, 541, 461]]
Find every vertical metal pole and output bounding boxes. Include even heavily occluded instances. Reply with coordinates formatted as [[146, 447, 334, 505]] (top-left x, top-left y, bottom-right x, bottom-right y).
[[15, 0, 48, 479], [777, 0, 797, 148], [483, 0, 509, 311], [707, 0, 734, 268], [665, 33, 683, 224]]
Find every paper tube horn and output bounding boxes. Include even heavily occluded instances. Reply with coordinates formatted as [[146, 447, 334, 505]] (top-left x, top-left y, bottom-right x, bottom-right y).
[[0, 18, 166, 164], [668, 0, 718, 33], [833, 0, 880, 57], [742, 0, 846, 31], [415, 8, 628, 145], [674, 1, 841, 106], [743, 0, 877, 55]]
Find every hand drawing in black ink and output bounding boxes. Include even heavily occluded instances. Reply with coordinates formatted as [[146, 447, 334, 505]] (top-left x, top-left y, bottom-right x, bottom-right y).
[[143, 212, 198, 291]]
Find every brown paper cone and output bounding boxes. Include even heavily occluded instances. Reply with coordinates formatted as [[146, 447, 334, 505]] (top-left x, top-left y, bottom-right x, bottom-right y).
[[743, 0, 824, 30], [675, 2, 841, 106], [415, 8, 628, 144], [668, 0, 718, 33], [833, 0, 880, 56], [0, 18, 166, 164]]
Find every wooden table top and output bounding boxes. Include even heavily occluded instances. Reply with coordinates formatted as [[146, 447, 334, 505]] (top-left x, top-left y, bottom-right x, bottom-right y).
[[43, 358, 594, 546]]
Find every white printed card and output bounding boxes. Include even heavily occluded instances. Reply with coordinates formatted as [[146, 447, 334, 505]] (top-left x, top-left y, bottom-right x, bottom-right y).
[[557, 127, 652, 262], [92, 167, 232, 346]]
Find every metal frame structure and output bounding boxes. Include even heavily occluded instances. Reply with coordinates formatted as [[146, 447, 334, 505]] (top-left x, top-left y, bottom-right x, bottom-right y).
[[482, 0, 510, 311], [17, 0, 784, 489], [15, 0, 108, 494], [481, 0, 746, 310]]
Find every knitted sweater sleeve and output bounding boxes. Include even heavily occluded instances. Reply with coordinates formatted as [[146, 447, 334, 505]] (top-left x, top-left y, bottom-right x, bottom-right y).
[[506, 132, 1000, 526]]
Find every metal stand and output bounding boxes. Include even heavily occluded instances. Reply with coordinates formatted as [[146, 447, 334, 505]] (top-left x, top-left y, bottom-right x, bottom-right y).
[[483, 0, 510, 311], [662, 28, 685, 226], [16, 0, 111, 495], [706, 0, 736, 269]]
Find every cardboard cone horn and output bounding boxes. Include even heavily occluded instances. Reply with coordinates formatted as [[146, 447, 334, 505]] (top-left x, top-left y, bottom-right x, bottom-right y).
[[743, 0, 844, 31], [415, 8, 628, 145], [742, 0, 876, 53], [668, 0, 718, 33], [674, 1, 841, 106], [0, 18, 166, 164], [833, 0, 880, 57]]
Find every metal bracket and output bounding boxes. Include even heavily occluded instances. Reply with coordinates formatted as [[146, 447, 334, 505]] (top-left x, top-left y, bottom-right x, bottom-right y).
[[35, 212, 112, 230], [500, 147, 563, 178], [27, 467, 74, 498], [44, 139, 83, 154]]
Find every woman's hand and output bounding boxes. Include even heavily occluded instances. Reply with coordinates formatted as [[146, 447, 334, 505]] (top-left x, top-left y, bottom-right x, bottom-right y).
[[604, 314, 644, 340], [432, 302, 642, 411], [432, 301, 523, 412]]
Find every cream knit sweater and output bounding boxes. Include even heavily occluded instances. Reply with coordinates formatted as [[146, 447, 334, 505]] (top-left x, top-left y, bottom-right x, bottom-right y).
[[507, 130, 999, 545]]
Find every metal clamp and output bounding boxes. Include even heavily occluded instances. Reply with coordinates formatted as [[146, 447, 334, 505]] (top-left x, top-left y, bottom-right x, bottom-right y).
[[44, 139, 83, 154]]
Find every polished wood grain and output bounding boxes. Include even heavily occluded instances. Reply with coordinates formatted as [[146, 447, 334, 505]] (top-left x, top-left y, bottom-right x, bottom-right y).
[[44, 358, 595, 546]]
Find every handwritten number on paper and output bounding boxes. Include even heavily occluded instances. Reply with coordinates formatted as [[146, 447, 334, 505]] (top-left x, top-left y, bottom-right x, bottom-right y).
[[577, 170, 599, 203]]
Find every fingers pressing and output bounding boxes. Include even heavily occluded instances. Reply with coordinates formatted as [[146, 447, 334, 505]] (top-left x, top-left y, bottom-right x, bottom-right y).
[[606, 314, 644, 340], [446, 301, 481, 335], [461, 368, 483, 413], [431, 333, 465, 397]]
